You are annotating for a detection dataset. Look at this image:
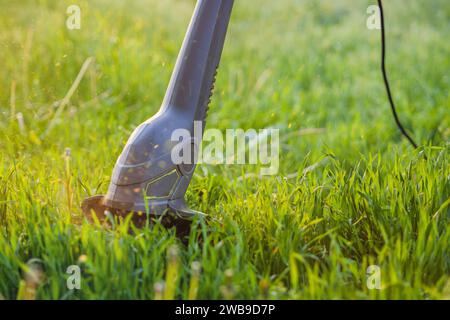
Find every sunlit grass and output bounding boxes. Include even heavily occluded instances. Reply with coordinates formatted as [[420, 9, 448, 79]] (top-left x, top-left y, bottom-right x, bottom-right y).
[[0, 0, 449, 299]]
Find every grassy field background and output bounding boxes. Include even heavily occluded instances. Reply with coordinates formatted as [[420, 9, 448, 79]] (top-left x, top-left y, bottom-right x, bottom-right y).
[[0, 0, 449, 299]]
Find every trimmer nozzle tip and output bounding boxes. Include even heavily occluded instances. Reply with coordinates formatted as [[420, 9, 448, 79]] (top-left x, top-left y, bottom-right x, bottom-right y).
[[81, 195, 199, 239]]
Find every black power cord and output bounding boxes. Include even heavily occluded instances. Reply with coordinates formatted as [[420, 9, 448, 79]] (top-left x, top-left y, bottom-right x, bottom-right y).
[[378, 0, 420, 149]]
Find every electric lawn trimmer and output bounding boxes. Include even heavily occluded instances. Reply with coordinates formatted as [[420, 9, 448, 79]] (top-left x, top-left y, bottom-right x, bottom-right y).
[[82, 0, 234, 235], [82, 0, 421, 236]]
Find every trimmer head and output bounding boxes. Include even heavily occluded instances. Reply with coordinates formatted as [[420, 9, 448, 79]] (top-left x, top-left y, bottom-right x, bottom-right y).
[[82, 0, 234, 234], [81, 195, 195, 238]]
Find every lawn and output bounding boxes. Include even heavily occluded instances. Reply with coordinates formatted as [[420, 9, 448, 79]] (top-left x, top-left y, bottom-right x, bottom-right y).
[[0, 0, 449, 299]]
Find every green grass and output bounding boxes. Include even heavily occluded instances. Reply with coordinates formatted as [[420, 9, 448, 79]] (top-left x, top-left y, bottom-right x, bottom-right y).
[[0, 0, 449, 299]]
